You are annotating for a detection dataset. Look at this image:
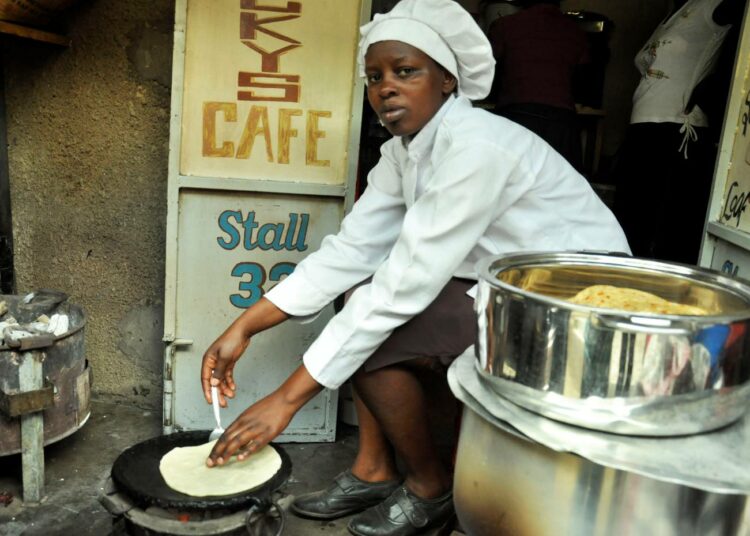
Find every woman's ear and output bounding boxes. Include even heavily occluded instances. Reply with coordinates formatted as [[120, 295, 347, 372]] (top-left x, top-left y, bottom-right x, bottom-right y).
[[442, 71, 458, 95]]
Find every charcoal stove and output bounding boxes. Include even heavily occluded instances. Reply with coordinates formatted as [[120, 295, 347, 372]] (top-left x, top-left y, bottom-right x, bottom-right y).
[[99, 431, 291, 536]]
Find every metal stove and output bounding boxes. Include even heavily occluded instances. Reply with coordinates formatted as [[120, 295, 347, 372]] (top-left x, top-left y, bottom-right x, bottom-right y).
[[99, 431, 290, 536]]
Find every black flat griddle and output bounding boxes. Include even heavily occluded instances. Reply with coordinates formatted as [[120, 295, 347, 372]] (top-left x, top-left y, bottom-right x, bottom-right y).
[[111, 431, 291, 510]]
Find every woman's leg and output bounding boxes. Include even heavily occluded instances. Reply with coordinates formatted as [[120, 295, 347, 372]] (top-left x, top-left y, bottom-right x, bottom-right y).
[[353, 362, 450, 499], [292, 278, 471, 522], [290, 388, 402, 519], [351, 390, 400, 482]]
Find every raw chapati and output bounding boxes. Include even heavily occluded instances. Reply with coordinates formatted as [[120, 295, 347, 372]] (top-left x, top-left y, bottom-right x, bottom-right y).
[[568, 285, 708, 315], [159, 440, 282, 496]]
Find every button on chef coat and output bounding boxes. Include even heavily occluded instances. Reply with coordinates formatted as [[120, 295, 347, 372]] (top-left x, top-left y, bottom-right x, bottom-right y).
[[266, 95, 630, 389]]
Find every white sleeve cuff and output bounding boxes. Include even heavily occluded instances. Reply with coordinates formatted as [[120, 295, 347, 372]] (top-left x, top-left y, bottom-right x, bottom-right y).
[[302, 350, 342, 390], [264, 269, 334, 317]]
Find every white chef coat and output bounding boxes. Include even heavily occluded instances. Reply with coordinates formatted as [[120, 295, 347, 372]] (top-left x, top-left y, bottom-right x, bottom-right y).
[[266, 95, 630, 389]]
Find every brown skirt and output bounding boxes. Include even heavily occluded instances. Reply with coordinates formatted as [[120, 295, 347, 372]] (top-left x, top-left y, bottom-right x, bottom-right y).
[[360, 278, 477, 372]]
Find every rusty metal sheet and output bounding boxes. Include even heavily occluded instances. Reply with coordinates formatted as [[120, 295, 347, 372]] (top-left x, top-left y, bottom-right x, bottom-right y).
[[0, 383, 54, 417]]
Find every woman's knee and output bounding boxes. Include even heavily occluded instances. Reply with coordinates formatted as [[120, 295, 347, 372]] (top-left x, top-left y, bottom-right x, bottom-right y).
[[402, 357, 446, 373], [354, 361, 445, 399], [352, 366, 376, 394], [353, 364, 410, 399]]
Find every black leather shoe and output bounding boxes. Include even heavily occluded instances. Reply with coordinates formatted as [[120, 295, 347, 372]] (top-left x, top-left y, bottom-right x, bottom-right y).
[[291, 471, 402, 520], [347, 486, 454, 536]]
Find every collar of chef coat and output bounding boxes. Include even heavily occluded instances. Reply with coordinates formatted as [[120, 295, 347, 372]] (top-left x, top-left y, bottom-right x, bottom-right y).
[[398, 94, 457, 205]]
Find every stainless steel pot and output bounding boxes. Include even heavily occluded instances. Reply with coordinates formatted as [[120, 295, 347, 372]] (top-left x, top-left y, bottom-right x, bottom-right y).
[[450, 347, 750, 535], [475, 252, 750, 435], [453, 407, 750, 536]]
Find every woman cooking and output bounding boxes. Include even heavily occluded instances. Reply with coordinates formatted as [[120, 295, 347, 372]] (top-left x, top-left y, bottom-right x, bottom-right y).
[[200, 1, 630, 535]]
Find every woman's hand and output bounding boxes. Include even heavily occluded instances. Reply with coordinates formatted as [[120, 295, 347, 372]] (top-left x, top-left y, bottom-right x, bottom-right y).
[[201, 325, 249, 407], [200, 297, 291, 407], [206, 390, 295, 465], [206, 364, 323, 466]]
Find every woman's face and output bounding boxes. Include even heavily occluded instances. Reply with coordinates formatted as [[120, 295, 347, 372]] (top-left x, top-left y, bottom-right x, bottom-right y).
[[364, 40, 457, 137]]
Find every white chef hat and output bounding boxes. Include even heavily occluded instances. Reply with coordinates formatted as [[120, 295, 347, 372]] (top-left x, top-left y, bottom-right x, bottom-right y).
[[358, 0, 495, 100]]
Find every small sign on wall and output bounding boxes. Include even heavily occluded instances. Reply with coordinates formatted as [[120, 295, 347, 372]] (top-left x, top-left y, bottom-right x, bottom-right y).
[[719, 80, 750, 231], [180, 0, 361, 185], [177, 190, 342, 313], [710, 237, 750, 280]]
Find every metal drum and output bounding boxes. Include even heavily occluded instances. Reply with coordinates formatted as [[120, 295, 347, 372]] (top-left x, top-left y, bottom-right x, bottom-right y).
[[454, 408, 749, 536], [474, 252, 750, 435], [448, 348, 750, 536], [0, 292, 89, 455]]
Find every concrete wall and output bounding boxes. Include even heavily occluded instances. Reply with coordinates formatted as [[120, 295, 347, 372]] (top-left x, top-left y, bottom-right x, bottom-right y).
[[2, 0, 174, 409]]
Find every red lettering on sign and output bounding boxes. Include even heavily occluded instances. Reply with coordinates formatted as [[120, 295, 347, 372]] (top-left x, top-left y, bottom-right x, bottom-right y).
[[238, 72, 300, 102], [241, 0, 301, 14], [240, 12, 300, 41], [240, 12, 301, 72]]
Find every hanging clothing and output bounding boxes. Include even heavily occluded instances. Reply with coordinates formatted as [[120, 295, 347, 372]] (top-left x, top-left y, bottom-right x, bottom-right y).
[[631, 0, 732, 153], [488, 4, 588, 169], [613, 0, 734, 264], [489, 4, 589, 111], [265, 95, 629, 389], [613, 123, 714, 264]]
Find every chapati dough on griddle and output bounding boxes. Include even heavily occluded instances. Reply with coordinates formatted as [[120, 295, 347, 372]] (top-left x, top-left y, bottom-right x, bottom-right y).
[[568, 285, 708, 315], [159, 440, 282, 497]]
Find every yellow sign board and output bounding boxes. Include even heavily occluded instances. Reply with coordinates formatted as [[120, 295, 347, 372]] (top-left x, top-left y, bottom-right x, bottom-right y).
[[719, 60, 750, 231], [180, 0, 361, 184]]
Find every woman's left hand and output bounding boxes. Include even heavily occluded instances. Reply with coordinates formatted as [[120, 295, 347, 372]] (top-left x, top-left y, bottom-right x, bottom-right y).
[[206, 364, 323, 466], [206, 390, 296, 465]]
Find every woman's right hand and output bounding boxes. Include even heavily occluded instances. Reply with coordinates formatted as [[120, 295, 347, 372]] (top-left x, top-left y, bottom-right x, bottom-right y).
[[200, 297, 292, 408], [201, 324, 250, 407]]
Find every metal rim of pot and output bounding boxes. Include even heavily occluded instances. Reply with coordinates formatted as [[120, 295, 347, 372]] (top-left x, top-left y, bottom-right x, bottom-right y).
[[476, 252, 750, 323], [473, 251, 750, 435]]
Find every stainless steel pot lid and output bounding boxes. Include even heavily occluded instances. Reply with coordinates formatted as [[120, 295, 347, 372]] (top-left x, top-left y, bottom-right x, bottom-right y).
[[477, 252, 750, 320], [449, 348, 750, 495]]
